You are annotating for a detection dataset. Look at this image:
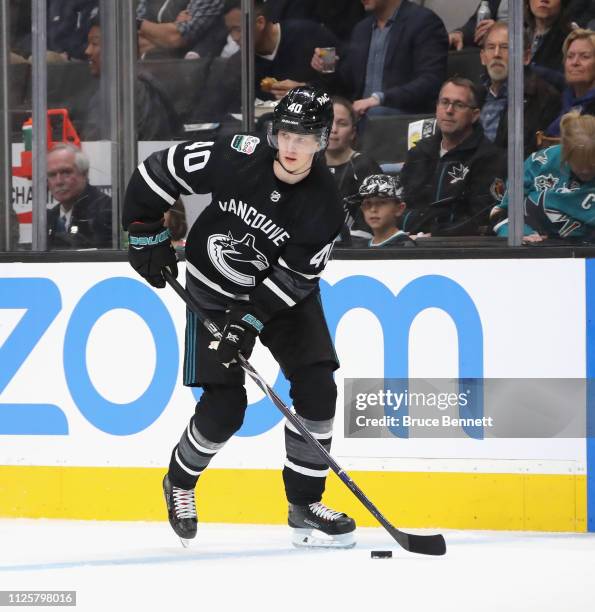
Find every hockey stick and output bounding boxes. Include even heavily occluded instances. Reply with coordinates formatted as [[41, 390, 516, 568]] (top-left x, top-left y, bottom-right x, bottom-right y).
[[164, 270, 446, 556]]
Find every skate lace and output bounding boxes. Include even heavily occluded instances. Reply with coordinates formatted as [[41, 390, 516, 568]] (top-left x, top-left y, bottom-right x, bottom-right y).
[[172, 486, 197, 520], [308, 502, 343, 522]]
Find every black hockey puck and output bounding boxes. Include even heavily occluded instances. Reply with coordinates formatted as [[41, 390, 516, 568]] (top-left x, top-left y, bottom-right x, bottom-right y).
[[371, 550, 392, 559]]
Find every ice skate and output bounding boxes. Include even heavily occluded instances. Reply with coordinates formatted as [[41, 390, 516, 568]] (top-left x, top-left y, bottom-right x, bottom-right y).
[[162, 474, 197, 547], [288, 502, 356, 549]]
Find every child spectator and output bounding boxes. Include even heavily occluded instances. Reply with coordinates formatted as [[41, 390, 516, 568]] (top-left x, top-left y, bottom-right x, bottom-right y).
[[351, 174, 415, 248], [492, 111, 595, 242]]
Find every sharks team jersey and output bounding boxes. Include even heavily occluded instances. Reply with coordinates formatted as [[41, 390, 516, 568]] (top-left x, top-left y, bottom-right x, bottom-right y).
[[496, 145, 595, 238], [123, 134, 344, 318]]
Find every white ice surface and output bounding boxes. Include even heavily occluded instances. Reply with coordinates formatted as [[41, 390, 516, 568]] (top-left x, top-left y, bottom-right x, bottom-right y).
[[0, 519, 594, 612]]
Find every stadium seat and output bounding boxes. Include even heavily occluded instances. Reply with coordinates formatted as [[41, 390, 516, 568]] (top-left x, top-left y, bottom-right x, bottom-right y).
[[139, 58, 213, 125], [9, 62, 30, 110], [46, 61, 98, 128], [359, 114, 435, 165], [446, 48, 484, 85], [8, 63, 31, 140]]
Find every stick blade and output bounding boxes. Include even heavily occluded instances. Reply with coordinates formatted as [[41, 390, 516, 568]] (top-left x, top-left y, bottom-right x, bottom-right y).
[[388, 527, 447, 556], [406, 533, 447, 556]]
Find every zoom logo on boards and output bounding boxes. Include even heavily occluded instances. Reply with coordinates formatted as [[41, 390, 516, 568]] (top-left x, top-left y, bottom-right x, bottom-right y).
[[0, 274, 483, 438], [0, 277, 178, 436]]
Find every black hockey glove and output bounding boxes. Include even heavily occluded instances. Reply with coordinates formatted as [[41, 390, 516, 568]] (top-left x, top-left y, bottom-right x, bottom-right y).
[[128, 219, 178, 288], [216, 306, 265, 366]]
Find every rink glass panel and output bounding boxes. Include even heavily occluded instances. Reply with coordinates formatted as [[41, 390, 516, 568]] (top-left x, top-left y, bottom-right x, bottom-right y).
[[0, 0, 562, 255]]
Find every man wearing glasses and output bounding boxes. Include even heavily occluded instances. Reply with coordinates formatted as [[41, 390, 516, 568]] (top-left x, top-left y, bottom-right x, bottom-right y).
[[478, 22, 560, 157], [400, 76, 506, 236]]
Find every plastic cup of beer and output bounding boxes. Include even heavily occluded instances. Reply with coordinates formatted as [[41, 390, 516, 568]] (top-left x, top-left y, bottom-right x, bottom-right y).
[[319, 47, 336, 73]]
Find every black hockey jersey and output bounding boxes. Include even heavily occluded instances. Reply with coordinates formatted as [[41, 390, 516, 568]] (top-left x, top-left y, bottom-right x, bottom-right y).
[[123, 134, 344, 318]]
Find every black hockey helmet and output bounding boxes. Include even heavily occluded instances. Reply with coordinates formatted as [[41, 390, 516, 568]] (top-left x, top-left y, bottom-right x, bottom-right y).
[[358, 174, 403, 201], [268, 85, 334, 151]]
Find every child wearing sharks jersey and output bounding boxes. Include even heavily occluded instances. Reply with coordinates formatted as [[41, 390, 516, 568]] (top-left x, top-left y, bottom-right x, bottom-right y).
[[122, 86, 357, 549], [491, 112, 595, 242]]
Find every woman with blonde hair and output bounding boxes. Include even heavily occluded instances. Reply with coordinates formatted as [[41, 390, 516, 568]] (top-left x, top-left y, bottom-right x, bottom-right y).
[[492, 111, 595, 241], [546, 28, 595, 135]]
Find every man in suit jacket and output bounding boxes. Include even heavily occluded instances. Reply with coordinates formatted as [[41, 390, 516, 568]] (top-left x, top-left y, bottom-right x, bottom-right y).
[[311, 0, 448, 117], [47, 143, 112, 249]]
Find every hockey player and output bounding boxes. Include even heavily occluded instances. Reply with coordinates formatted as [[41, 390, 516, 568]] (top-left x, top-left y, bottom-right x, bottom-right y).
[[123, 86, 357, 548]]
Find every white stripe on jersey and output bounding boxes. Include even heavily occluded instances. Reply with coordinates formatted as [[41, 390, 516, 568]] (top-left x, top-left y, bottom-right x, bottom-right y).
[[139, 162, 176, 205], [186, 260, 249, 301], [284, 459, 329, 478], [167, 145, 194, 194], [262, 277, 296, 307], [278, 257, 321, 280]]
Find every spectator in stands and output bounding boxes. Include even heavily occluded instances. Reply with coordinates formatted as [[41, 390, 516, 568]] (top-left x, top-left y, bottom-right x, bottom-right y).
[[449, 0, 510, 51], [185, 1, 246, 122], [216, 0, 243, 58], [311, 0, 448, 117], [251, 0, 339, 100], [81, 15, 179, 140], [353, 174, 415, 247], [47, 0, 99, 61], [136, 0, 224, 59], [449, 0, 593, 53], [400, 77, 506, 236], [491, 111, 595, 242], [479, 21, 561, 156], [312, 2, 367, 45], [526, 0, 576, 89], [326, 97, 381, 201], [546, 28, 595, 135], [190, 0, 338, 118], [266, 0, 366, 45], [325, 97, 380, 243], [10, 0, 98, 63], [46, 143, 112, 249]]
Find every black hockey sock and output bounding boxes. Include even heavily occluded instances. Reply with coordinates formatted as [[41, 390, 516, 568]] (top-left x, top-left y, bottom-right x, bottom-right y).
[[168, 385, 247, 489], [283, 364, 336, 505], [283, 415, 333, 505], [168, 416, 226, 489]]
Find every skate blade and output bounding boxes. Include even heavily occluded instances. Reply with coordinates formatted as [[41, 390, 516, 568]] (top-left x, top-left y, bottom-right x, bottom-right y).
[[179, 537, 193, 548], [291, 528, 356, 549]]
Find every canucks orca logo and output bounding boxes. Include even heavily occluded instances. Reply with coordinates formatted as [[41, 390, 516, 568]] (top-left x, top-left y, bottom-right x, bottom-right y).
[[207, 232, 269, 287]]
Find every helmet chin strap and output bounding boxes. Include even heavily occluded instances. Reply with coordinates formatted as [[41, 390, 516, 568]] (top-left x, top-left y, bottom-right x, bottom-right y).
[[274, 152, 313, 176]]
